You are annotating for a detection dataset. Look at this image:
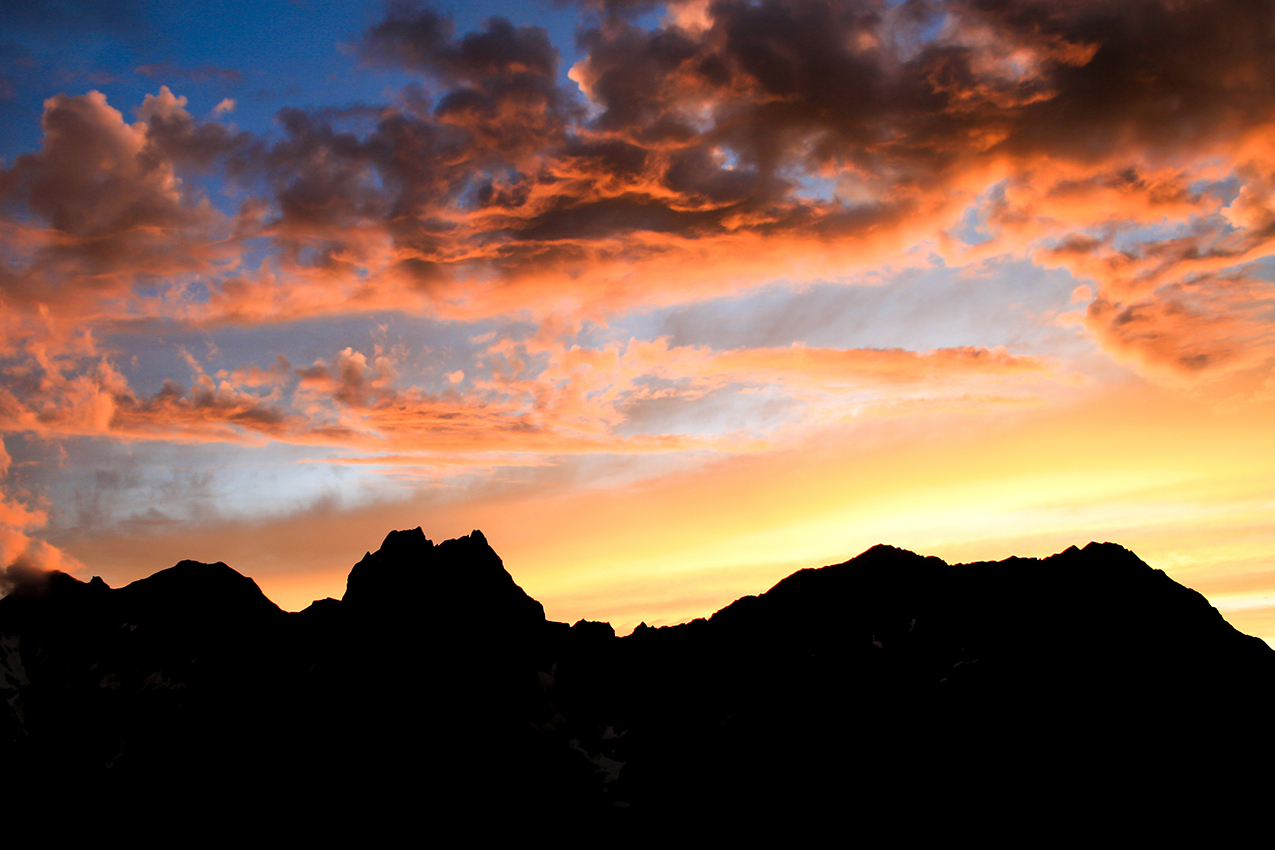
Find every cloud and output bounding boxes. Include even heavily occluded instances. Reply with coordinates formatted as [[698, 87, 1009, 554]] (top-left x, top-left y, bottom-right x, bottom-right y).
[[9, 3, 1275, 327], [0, 559, 54, 596], [295, 346, 397, 407], [217, 0, 1275, 351], [363, 6, 559, 84], [223, 354, 294, 387], [1, 0, 1275, 505], [3, 1, 1269, 355], [1084, 270, 1275, 383], [0, 347, 298, 446], [0, 436, 83, 591], [0, 315, 1054, 479], [0, 88, 241, 315]]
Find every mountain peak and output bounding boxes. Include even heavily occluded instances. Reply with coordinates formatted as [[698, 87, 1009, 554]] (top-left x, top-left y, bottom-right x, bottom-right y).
[[116, 559, 284, 623], [342, 527, 544, 629], [376, 525, 432, 554]]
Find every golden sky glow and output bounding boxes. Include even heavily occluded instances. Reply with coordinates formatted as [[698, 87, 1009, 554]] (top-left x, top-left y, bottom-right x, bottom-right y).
[[1, 0, 1273, 643]]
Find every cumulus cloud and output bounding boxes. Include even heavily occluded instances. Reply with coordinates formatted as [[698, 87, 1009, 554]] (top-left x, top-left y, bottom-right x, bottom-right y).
[[0, 86, 244, 344], [8, 90, 189, 240], [4, 2, 1270, 368], [218, 1, 1275, 385]]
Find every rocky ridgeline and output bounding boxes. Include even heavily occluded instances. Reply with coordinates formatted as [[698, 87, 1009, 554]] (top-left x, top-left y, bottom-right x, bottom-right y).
[[2, 530, 1272, 835]]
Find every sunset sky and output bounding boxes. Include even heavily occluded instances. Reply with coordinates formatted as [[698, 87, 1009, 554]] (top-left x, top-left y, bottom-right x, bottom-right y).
[[2, 0, 1273, 641]]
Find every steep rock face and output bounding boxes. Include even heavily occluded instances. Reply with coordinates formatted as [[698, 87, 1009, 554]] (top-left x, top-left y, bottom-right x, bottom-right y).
[[0, 531, 1272, 834], [292, 528, 584, 823]]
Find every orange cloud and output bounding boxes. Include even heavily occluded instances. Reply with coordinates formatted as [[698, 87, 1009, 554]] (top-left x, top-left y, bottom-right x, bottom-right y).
[[4, 1, 1274, 337], [0, 437, 83, 586], [1084, 271, 1275, 384], [0, 321, 1054, 475]]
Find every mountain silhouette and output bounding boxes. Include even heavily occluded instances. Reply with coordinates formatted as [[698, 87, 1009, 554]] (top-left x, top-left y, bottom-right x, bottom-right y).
[[1, 530, 1271, 836]]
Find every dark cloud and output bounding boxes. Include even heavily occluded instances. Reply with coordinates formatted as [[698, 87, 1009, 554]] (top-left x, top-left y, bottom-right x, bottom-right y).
[[0, 558, 55, 597], [10, 1, 1275, 290], [16, 92, 200, 235], [256, 107, 394, 261], [0, 88, 243, 309], [958, 0, 1275, 158], [363, 6, 576, 165], [361, 3, 456, 74], [568, 0, 1275, 181], [573, 20, 703, 133], [553, 0, 663, 18], [3, 1, 1275, 385], [363, 5, 558, 85]]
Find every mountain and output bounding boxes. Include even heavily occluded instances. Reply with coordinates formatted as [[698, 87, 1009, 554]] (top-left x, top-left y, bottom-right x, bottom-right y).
[[1, 531, 1271, 836]]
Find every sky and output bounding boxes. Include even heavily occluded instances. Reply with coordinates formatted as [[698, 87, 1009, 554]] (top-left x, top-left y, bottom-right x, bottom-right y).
[[1, 0, 1273, 641]]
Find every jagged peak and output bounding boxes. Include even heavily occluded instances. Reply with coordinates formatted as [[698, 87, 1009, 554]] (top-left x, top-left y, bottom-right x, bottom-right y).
[[376, 526, 432, 554], [342, 527, 544, 626]]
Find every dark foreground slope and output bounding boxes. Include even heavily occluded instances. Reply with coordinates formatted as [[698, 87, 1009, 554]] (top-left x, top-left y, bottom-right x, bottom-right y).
[[1, 531, 1272, 835]]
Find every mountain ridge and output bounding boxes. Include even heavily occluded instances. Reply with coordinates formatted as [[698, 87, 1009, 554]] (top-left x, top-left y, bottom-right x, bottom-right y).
[[1, 529, 1272, 835]]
